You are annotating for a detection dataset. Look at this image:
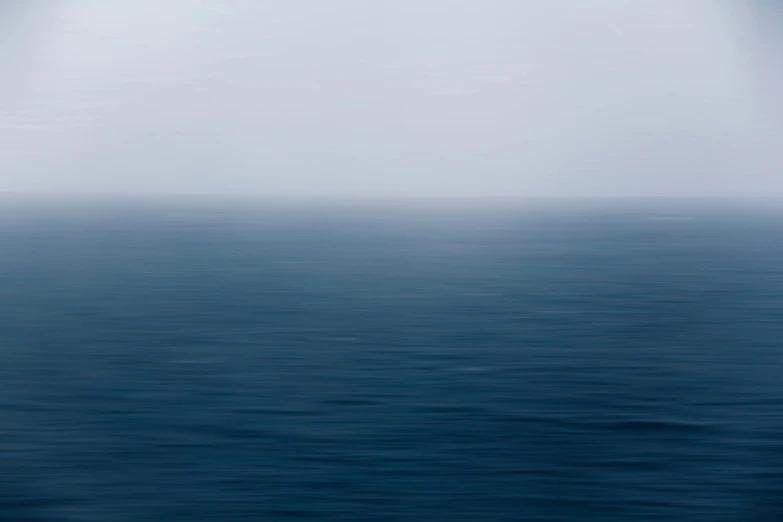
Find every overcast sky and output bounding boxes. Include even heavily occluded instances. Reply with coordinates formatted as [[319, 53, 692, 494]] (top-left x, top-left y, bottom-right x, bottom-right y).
[[0, 0, 779, 197]]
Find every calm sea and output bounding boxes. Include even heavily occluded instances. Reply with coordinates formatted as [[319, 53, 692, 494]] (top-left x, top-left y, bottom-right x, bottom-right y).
[[1, 198, 783, 521]]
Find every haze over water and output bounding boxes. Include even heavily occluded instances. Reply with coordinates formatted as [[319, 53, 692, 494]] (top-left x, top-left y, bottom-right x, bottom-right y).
[[0, 0, 780, 197], [1, 2, 783, 521]]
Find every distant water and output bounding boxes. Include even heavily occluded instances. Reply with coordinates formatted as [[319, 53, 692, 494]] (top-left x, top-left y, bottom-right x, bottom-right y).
[[2, 198, 783, 521]]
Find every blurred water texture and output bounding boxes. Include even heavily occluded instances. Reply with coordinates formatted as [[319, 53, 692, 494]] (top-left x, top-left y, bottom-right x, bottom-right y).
[[1, 198, 783, 520]]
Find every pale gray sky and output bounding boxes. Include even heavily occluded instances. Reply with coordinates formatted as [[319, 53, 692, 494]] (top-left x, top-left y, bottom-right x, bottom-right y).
[[0, 0, 779, 197]]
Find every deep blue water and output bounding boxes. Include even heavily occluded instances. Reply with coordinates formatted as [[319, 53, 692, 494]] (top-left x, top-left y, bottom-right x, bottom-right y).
[[2, 198, 783, 521]]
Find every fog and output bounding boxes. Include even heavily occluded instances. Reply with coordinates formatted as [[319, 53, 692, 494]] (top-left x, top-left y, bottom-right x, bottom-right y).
[[0, 0, 779, 197]]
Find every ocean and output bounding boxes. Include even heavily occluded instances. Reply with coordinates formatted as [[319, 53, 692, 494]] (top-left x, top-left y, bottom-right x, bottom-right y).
[[1, 197, 783, 521]]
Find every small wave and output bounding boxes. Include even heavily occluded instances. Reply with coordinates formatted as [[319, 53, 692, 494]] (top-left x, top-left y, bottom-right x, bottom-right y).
[[593, 458, 670, 470], [321, 397, 382, 407], [599, 418, 717, 433]]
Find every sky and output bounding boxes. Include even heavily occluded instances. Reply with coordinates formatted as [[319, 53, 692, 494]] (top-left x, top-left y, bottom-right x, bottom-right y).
[[0, 0, 779, 198]]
